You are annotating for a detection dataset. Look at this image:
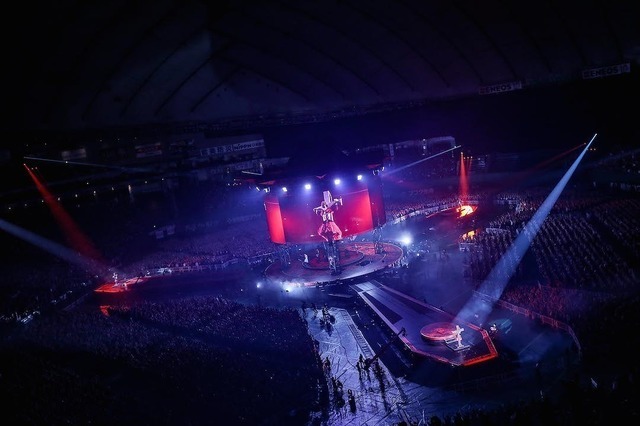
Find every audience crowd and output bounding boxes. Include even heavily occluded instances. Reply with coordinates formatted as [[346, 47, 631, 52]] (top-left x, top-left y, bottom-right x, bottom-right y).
[[2, 295, 324, 425]]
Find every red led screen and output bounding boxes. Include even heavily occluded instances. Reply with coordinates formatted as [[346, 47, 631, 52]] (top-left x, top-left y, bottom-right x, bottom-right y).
[[264, 198, 286, 244], [263, 177, 385, 244]]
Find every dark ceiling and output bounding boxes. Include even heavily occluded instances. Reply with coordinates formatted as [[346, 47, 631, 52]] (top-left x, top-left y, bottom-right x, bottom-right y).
[[5, 0, 639, 140]]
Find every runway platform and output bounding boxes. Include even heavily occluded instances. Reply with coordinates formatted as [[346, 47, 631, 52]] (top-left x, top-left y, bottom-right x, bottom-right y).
[[94, 275, 150, 293], [352, 281, 498, 367], [264, 242, 404, 287]]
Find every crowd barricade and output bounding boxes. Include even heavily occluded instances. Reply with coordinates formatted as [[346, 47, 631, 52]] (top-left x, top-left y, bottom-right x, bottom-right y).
[[474, 290, 582, 359], [458, 242, 475, 252], [484, 227, 510, 234], [159, 258, 245, 274], [390, 201, 460, 225], [226, 213, 262, 224]]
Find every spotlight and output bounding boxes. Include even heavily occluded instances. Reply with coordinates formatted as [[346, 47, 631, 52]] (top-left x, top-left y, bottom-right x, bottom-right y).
[[282, 187, 288, 192], [304, 183, 311, 190], [357, 174, 363, 181], [334, 178, 341, 185], [400, 234, 412, 246]]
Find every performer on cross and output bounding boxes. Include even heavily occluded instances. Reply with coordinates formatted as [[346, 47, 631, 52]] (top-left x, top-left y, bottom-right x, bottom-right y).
[[313, 190, 343, 241], [452, 324, 464, 348]]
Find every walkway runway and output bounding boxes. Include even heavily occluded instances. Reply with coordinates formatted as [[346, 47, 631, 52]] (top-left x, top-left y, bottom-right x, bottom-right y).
[[352, 280, 498, 367]]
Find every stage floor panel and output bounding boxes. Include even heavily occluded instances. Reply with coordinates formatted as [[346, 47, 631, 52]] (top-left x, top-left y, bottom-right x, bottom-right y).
[[264, 242, 404, 287]]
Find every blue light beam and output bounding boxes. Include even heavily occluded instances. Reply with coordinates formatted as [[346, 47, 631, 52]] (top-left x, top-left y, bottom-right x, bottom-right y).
[[0, 218, 107, 278], [455, 133, 597, 326], [383, 145, 461, 176]]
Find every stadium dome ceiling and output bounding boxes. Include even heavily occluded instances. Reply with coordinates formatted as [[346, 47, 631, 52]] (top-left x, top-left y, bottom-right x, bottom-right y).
[[5, 0, 640, 137]]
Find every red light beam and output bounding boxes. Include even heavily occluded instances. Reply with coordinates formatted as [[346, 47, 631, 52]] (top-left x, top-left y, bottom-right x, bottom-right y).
[[23, 164, 106, 266]]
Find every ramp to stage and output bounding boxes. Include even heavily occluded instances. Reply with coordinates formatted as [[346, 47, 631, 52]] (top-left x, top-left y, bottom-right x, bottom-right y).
[[352, 281, 498, 367]]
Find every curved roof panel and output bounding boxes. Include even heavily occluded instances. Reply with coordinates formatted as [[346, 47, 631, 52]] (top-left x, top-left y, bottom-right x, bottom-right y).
[[5, 0, 638, 134]]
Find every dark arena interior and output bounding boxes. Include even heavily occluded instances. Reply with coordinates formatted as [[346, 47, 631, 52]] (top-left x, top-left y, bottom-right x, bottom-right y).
[[1, 2, 640, 425]]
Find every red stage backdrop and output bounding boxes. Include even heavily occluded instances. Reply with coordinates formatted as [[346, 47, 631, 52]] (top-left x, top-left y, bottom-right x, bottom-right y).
[[264, 176, 385, 244]]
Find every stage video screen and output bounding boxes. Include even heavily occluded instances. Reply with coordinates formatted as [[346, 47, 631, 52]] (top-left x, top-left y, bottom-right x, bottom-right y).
[[264, 176, 385, 244]]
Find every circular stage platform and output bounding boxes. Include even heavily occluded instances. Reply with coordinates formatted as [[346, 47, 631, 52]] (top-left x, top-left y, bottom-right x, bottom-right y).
[[302, 246, 365, 270], [264, 242, 403, 287], [420, 322, 463, 343]]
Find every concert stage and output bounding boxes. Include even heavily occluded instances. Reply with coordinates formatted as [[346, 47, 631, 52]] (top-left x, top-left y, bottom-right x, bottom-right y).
[[352, 281, 498, 367], [264, 242, 403, 287], [94, 275, 150, 293]]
